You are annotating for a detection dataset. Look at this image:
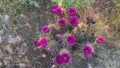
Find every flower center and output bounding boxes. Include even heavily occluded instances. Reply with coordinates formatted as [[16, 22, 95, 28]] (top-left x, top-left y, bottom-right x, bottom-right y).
[[70, 10, 74, 13], [64, 56, 67, 60], [61, 21, 64, 24], [41, 40, 45, 45], [68, 38, 73, 42], [57, 57, 62, 62], [85, 49, 88, 53]]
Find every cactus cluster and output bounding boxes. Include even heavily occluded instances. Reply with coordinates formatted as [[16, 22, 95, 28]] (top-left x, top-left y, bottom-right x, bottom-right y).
[[34, 5, 104, 66]]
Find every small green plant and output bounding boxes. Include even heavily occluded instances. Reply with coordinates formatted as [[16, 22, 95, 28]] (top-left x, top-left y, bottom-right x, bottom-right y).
[[21, 0, 39, 7], [116, 3, 120, 8], [116, 0, 120, 8], [52, 0, 94, 9]]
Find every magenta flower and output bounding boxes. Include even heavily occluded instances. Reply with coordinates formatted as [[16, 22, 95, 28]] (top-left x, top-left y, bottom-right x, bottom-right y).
[[66, 35, 76, 45], [46, 47, 52, 52], [62, 53, 71, 63], [41, 25, 49, 34], [96, 36, 104, 43], [51, 5, 62, 15], [69, 16, 79, 27], [54, 54, 63, 64], [58, 18, 66, 27], [38, 38, 47, 48], [56, 34, 62, 40], [86, 15, 92, 21], [55, 7, 62, 15], [34, 40, 39, 47], [68, 7, 76, 16], [52, 5, 58, 13], [82, 45, 93, 55]]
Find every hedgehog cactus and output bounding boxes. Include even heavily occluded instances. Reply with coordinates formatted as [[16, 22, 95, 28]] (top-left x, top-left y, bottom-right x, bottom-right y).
[[34, 5, 104, 67]]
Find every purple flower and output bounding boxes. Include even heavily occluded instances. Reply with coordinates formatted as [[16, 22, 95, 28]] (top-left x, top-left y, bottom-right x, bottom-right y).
[[68, 7, 76, 16], [62, 53, 71, 63], [52, 5, 58, 13], [46, 47, 52, 52], [34, 40, 39, 47], [58, 18, 66, 27], [41, 25, 49, 34], [38, 38, 47, 48], [51, 5, 62, 15], [54, 54, 63, 64], [82, 45, 93, 55], [56, 34, 62, 40], [55, 7, 62, 15], [69, 16, 79, 27], [96, 36, 104, 43], [86, 15, 92, 21], [66, 35, 76, 45]]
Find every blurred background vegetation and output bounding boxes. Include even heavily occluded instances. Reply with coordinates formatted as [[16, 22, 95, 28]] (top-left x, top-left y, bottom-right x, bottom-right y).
[[52, 0, 94, 9]]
